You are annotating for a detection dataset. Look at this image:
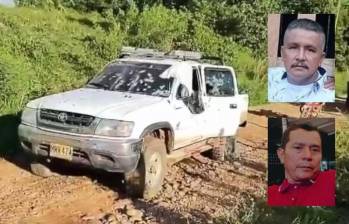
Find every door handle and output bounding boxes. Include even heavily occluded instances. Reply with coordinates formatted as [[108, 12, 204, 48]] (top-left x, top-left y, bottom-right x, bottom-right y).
[[230, 104, 237, 109]]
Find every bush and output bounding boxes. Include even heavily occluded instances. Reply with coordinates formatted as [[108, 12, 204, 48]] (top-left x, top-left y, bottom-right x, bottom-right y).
[[127, 5, 188, 51], [335, 71, 349, 98], [336, 127, 349, 206], [0, 7, 125, 115]]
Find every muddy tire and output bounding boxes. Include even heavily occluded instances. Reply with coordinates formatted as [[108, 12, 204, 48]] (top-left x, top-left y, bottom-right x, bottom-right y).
[[30, 161, 53, 178], [211, 136, 237, 161], [124, 136, 167, 199]]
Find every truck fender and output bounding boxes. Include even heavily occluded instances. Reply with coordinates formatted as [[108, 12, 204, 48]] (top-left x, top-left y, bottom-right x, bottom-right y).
[[140, 122, 174, 153]]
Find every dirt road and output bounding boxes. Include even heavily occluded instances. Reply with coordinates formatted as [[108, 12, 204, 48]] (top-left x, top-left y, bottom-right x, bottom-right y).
[[0, 103, 347, 224]]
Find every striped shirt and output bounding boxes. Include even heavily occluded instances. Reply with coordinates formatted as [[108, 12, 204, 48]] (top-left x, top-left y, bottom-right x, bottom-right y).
[[268, 67, 335, 103]]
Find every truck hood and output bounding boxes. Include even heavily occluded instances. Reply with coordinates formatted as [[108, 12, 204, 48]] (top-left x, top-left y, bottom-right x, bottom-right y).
[[29, 88, 165, 119]]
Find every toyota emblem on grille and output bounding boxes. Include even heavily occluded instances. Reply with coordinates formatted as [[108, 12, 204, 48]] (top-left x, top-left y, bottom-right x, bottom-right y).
[[57, 112, 68, 122]]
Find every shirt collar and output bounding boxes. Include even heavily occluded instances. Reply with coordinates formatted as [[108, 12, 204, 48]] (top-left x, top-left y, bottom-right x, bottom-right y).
[[278, 172, 320, 193], [279, 67, 326, 95]]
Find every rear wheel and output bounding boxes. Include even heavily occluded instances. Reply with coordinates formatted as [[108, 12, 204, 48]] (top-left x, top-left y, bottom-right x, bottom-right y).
[[124, 136, 167, 199], [210, 136, 237, 161]]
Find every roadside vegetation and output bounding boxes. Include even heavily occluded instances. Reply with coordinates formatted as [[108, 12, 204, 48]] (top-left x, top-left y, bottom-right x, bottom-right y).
[[336, 71, 349, 97]]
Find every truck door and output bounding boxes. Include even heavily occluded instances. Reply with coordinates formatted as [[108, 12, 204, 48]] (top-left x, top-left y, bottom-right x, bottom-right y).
[[171, 65, 206, 149], [200, 66, 242, 138]]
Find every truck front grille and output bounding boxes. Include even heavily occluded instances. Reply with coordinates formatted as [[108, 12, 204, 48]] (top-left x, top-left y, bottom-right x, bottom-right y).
[[38, 109, 98, 134], [40, 109, 95, 127]]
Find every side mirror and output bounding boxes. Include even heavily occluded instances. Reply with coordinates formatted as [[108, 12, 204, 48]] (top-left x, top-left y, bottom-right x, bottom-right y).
[[176, 84, 190, 100]]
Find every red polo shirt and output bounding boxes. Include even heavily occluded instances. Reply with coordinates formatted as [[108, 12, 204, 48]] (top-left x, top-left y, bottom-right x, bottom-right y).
[[268, 170, 335, 206]]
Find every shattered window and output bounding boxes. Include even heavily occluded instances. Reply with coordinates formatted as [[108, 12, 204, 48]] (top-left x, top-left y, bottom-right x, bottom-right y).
[[204, 68, 235, 96], [87, 61, 173, 97]]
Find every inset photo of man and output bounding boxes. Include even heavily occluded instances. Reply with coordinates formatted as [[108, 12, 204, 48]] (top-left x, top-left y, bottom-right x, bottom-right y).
[[268, 14, 335, 102], [268, 118, 335, 206]]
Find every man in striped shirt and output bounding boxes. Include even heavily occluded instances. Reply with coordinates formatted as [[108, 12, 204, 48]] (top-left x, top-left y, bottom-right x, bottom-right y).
[[268, 18, 335, 102]]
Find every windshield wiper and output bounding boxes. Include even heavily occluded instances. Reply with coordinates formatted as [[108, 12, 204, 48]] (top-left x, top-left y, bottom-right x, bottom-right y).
[[87, 82, 110, 90]]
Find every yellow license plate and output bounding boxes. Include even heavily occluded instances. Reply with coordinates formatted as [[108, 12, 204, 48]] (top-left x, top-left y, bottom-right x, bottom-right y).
[[50, 143, 73, 161]]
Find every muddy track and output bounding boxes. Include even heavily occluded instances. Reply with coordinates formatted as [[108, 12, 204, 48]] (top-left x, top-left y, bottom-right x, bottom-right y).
[[0, 143, 266, 224], [0, 104, 346, 224]]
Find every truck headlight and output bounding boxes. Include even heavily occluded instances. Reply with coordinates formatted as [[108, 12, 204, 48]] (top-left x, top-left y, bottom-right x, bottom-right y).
[[95, 119, 134, 137], [21, 107, 37, 126]]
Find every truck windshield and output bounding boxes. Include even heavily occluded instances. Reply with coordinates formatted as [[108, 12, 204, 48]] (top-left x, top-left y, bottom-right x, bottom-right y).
[[87, 61, 173, 97]]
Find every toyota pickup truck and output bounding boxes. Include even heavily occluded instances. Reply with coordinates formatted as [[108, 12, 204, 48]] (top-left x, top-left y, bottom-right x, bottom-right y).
[[18, 47, 248, 199]]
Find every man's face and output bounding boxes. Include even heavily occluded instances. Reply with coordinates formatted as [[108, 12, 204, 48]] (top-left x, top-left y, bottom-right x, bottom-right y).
[[277, 128, 322, 184], [281, 28, 325, 85]]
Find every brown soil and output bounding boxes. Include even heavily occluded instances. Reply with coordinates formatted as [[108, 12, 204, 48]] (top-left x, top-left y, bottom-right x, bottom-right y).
[[0, 103, 347, 224]]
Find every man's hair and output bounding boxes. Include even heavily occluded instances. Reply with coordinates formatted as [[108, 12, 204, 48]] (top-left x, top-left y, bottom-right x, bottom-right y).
[[284, 18, 326, 51], [280, 123, 321, 149]]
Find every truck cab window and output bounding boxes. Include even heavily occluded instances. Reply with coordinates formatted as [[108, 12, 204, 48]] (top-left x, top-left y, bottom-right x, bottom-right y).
[[204, 68, 235, 97]]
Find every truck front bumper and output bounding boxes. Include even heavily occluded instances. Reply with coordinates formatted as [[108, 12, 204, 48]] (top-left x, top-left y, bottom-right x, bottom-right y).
[[18, 124, 142, 173]]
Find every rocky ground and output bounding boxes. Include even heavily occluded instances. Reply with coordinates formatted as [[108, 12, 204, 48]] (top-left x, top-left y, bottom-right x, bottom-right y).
[[0, 103, 347, 224], [0, 141, 266, 224]]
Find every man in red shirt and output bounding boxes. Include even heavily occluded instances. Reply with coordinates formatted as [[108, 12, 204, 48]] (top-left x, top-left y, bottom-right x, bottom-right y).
[[268, 123, 335, 206]]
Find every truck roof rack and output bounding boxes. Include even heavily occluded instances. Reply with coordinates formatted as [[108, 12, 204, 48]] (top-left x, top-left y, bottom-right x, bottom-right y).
[[118, 47, 224, 65], [165, 50, 202, 61], [200, 56, 224, 66], [119, 46, 165, 58]]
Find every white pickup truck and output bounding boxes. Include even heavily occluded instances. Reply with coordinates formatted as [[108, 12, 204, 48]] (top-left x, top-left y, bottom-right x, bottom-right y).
[[18, 47, 248, 199]]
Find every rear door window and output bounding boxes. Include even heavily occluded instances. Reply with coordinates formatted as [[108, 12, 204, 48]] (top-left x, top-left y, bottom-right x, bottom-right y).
[[204, 68, 235, 96]]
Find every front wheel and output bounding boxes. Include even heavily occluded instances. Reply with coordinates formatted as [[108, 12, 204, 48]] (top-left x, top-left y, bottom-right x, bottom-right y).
[[124, 136, 167, 199]]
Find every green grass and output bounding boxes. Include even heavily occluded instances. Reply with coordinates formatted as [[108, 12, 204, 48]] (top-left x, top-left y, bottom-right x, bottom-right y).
[[336, 70, 349, 98], [336, 125, 349, 206], [0, 6, 125, 155], [238, 74, 267, 106], [235, 54, 268, 106], [0, 6, 125, 115]]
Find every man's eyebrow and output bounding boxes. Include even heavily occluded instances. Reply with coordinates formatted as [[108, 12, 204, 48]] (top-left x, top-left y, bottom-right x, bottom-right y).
[[292, 142, 321, 147], [309, 144, 321, 148], [304, 45, 319, 49], [285, 42, 319, 49]]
